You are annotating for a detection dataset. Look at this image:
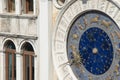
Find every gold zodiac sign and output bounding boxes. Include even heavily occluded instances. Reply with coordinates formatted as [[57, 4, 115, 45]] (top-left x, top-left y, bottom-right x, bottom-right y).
[[114, 64, 120, 76], [78, 23, 86, 30], [110, 32, 114, 40], [59, 45, 82, 67], [101, 20, 111, 28], [83, 16, 88, 27], [115, 31, 120, 39], [117, 48, 120, 53], [90, 16, 99, 23], [105, 76, 112, 80], [70, 45, 76, 51], [88, 75, 93, 80], [72, 34, 79, 40]]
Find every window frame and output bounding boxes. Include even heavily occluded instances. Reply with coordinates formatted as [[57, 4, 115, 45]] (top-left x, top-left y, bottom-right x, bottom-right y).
[[5, 48, 16, 80], [7, 0, 15, 12], [22, 0, 34, 14], [23, 50, 35, 80]]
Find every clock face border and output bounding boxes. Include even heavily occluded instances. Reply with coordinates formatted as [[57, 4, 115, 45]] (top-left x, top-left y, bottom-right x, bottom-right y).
[[52, 0, 120, 80], [66, 10, 118, 77]]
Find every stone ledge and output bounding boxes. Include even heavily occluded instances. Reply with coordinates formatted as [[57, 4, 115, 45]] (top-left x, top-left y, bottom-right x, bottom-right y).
[[0, 13, 38, 19], [0, 32, 38, 40]]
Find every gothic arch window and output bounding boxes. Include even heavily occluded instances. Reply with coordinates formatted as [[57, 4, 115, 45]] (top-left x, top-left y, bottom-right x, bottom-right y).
[[4, 40, 16, 80], [21, 42, 35, 80]]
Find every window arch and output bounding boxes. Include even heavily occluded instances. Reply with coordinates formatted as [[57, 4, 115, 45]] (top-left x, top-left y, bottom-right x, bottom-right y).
[[4, 40, 16, 80], [21, 42, 35, 80]]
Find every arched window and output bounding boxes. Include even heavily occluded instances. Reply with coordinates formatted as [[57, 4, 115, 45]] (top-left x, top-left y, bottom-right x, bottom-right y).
[[21, 42, 35, 80], [4, 40, 16, 80]]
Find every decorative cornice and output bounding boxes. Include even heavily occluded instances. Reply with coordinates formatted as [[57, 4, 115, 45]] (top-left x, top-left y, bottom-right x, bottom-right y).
[[0, 32, 38, 40]]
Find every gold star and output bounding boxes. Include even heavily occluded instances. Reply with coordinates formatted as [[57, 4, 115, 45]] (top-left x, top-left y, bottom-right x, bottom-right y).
[[72, 34, 79, 40]]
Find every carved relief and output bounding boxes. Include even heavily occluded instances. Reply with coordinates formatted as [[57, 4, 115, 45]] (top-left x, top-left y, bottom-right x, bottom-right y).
[[114, 11, 120, 26], [57, 54, 68, 66], [88, 0, 98, 9], [55, 41, 65, 52], [64, 74, 73, 80], [57, 65, 70, 79], [56, 29, 65, 42], [70, 1, 81, 16], [106, 2, 118, 18], [63, 8, 74, 23], [79, 0, 89, 11], [98, 0, 108, 12], [59, 17, 68, 32]]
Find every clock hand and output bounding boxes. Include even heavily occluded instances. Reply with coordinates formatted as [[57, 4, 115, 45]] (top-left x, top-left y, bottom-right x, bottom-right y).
[[86, 45, 93, 50], [68, 45, 83, 66]]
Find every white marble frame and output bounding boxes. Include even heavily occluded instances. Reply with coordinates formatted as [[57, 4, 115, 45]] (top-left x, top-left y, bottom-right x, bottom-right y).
[[19, 40, 37, 80], [52, 0, 120, 80]]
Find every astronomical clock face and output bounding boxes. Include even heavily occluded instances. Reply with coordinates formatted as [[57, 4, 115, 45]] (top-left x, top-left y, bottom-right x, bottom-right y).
[[67, 11, 116, 77], [52, 0, 120, 80]]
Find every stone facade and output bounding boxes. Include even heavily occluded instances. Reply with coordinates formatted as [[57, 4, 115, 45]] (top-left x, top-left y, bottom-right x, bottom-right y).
[[1, 0, 120, 80], [0, 0, 45, 80]]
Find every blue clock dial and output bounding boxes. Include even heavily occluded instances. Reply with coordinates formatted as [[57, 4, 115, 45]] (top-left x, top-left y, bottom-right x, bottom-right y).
[[67, 11, 120, 79], [79, 27, 113, 75]]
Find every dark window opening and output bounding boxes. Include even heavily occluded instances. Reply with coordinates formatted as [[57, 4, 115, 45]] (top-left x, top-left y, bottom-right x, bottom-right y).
[[8, 0, 15, 12], [25, 0, 34, 13], [4, 40, 16, 80], [22, 42, 35, 80]]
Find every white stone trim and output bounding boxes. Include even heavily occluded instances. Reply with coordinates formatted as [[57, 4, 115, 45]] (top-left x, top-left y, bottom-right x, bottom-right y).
[[0, 0, 2, 13], [19, 40, 37, 80], [15, 0, 21, 14], [2, 38, 17, 49], [39, 0, 49, 80], [16, 54, 22, 80], [0, 38, 4, 80], [19, 40, 36, 52]]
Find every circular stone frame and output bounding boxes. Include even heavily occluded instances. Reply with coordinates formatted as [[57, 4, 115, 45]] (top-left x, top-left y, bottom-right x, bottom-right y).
[[52, 0, 120, 80]]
